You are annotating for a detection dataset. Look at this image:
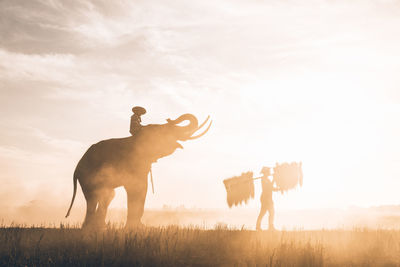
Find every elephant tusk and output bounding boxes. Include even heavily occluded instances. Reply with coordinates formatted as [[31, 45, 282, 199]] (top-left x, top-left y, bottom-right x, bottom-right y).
[[183, 115, 210, 138], [196, 115, 210, 132], [186, 120, 212, 140]]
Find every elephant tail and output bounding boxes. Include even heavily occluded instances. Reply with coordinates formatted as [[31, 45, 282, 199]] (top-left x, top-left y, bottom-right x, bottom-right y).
[[65, 173, 78, 218]]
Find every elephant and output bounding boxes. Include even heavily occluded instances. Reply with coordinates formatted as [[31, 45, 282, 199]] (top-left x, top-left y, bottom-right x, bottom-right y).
[[65, 113, 211, 229]]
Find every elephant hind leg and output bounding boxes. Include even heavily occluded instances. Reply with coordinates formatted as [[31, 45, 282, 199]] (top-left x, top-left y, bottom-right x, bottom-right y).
[[82, 192, 98, 229], [96, 189, 115, 228]]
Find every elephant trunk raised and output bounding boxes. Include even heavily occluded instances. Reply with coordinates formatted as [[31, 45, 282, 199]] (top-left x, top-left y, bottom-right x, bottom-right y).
[[169, 114, 212, 141]]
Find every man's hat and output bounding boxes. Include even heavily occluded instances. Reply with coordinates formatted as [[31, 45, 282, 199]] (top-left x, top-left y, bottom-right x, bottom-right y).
[[260, 166, 270, 174], [132, 106, 146, 116]]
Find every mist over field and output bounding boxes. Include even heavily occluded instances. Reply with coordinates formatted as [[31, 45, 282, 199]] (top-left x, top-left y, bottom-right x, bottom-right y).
[[2, 201, 400, 230]]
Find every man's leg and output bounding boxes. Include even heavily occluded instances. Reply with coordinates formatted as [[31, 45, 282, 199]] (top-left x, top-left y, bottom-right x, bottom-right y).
[[268, 205, 275, 230], [256, 203, 267, 230]]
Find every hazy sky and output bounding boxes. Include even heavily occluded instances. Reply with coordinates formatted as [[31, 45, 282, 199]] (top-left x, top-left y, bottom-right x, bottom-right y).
[[1, 0, 400, 214]]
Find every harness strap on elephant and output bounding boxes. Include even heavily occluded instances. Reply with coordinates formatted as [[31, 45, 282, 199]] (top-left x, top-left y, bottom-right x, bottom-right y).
[[150, 167, 155, 194]]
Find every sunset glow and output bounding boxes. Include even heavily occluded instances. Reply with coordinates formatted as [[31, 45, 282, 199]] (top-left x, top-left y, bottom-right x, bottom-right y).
[[1, 0, 400, 229]]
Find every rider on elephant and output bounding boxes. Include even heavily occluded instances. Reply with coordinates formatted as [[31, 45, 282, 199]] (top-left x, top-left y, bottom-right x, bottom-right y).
[[130, 106, 146, 135]]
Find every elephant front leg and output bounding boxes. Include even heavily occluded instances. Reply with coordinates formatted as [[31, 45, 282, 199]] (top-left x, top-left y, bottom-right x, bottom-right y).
[[95, 188, 116, 229], [125, 182, 148, 228]]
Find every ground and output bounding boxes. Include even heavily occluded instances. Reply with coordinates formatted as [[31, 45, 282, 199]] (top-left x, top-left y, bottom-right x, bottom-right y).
[[1, 225, 399, 266]]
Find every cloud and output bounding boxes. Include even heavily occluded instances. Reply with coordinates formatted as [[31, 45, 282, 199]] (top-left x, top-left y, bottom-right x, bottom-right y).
[[0, 0, 87, 54], [0, 49, 76, 81]]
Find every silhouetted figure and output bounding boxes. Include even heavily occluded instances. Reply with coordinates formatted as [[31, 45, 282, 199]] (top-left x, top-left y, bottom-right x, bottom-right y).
[[256, 166, 279, 231], [130, 106, 147, 135], [65, 113, 212, 230]]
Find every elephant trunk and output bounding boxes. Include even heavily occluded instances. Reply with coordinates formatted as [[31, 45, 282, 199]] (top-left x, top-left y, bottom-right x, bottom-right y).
[[180, 115, 212, 141], [168, 113, 199, 140]]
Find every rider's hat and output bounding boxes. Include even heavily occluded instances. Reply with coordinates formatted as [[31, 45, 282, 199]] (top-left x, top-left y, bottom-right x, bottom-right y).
[[132, 106, 146, 116], [260, 166, 270, 174]]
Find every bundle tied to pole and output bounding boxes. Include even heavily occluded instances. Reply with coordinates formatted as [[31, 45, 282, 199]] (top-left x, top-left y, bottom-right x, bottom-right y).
[[273, 162, 303, 193], [223, 171, 254, 208]]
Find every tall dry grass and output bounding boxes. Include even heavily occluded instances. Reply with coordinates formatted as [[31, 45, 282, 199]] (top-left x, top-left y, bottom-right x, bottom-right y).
[[0, 225, 399, 266]]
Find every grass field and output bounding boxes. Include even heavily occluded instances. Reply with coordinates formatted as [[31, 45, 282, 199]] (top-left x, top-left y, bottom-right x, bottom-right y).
[[1, 225, 400, 267]]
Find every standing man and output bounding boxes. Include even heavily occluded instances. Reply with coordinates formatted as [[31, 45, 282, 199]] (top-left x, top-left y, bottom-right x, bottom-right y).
[[130, 106, 146, 135], [256, 166, 279, 231]]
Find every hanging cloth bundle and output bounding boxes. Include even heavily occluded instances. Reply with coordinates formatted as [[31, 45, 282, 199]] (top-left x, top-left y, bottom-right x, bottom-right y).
[[273, 162, 303, 192], [223, 171, 254, 208]]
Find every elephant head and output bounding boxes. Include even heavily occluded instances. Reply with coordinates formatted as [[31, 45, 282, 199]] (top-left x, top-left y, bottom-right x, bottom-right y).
[[135, 113, 212, 162]]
